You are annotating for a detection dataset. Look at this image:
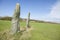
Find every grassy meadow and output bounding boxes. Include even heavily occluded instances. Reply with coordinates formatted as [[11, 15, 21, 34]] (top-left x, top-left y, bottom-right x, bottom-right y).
[[0, 20, 60, 40]]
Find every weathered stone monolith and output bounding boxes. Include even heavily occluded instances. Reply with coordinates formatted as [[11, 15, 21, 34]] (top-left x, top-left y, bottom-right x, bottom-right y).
[[10, 3, 20, 34], [26, 12, 30, 28]]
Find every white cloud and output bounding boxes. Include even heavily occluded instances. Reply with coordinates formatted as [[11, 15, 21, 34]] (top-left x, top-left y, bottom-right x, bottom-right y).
[[38, 0, 60, 23], [42, 0, 60, 23], [49, 0, 60, 19]]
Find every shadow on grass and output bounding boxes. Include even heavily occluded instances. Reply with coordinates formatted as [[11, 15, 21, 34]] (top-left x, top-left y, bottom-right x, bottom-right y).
[[0, 28, 32, 40]]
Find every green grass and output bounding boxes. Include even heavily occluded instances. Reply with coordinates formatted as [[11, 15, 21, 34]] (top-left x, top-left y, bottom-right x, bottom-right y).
[[0, 20, 11, 31], [0, 20, 60, 40], [30, 22, 60, 40]]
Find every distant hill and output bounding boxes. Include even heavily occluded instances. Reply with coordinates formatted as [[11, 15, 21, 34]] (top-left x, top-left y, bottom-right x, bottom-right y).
[[0, 16, 12, 21], [0, 16, 59, 24], [0, 16, 23, 21]]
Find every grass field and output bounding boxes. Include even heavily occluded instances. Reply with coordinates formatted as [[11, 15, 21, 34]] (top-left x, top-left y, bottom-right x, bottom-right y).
[[0, 20, 60, 40]]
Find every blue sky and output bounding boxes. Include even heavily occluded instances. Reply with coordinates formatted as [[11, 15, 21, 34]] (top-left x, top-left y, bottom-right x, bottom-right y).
[[0, 0, 60, 23]]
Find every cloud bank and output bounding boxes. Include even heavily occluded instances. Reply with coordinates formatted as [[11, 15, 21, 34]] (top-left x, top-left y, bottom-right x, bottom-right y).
[[41, 0, 60, 23], [43, 0, 60, 23], [49, 0, 60, 19]]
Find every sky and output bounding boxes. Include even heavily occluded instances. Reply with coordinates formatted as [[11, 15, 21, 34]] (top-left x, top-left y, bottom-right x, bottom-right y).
[[0, 0, 60, 23]]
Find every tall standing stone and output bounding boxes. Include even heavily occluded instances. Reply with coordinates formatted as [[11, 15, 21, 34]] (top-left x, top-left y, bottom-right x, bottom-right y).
[[26, 12, 30, 28], [10, 3, 20, 34]]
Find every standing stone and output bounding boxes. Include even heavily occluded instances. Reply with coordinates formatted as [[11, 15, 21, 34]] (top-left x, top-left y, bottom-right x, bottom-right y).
[[10, 3, 20, 34], [26, 12, 30, 28]]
